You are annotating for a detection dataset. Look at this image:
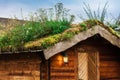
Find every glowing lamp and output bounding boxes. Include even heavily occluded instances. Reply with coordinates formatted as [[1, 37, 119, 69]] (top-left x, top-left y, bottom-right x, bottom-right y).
[[62, 52, 68, 63]]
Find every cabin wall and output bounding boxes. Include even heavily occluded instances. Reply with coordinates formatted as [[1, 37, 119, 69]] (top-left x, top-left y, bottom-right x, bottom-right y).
[[40, 61, 49, 80], [99, 47, 120, 79], [77, 35, 120, 80], [41, 35, 120, 80], [50, 49, 78, 80], [0, 53, 41, 80], [41, 49, 78, 80]]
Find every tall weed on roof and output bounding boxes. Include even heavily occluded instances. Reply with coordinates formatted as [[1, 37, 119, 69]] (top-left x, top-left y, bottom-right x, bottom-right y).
[[0, 3, 73, 49], [80, 2, 108, 23]]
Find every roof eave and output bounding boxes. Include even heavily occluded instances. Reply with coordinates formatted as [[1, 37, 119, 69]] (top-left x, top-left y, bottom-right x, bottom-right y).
[[43, 25, 120, 59]]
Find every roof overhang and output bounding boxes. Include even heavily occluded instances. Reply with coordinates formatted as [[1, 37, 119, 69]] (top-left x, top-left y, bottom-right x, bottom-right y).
[[43, 25, 120, 59]]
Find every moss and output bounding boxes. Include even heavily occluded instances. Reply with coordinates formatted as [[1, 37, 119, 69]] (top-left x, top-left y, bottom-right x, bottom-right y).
[[1, 20, 120, 51], [41, 34, 61, 48], [83, 20, 98, 28], [24, 25, 83, 49], [24, 38, 42, 49], [24, 32, 74, 49], [79, 23, 87, 31], [108, 27, 120, 38], [24, 34, 61, 49], [61, 32, 74, 40]]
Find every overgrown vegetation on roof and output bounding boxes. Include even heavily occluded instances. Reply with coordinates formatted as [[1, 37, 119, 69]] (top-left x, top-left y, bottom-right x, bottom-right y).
[[107, 14, 120, 34], [80, 2, 120, 33], [0, 3, 120, 52], [79, 2, 108, 23], [24, 20, 120, 49], [0, 3, 74, 50]]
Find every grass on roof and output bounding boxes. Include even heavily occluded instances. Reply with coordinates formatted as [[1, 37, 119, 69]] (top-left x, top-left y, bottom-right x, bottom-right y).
[[0, 19, 71, 49], [0, 20, 120, 51]]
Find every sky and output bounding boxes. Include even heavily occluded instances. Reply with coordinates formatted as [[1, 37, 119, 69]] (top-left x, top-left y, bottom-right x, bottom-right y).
[[0, 0, 120, 23]]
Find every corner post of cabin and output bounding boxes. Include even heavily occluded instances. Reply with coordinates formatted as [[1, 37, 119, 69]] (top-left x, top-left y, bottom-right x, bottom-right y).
[[47, 59, 50, 80], [96, 51, 100, 80]]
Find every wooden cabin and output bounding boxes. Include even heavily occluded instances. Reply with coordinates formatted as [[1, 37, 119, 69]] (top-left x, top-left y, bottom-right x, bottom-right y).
[[0, 25, 120, 80]]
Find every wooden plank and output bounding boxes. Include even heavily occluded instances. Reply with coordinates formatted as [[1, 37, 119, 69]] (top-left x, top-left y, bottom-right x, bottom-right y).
[[50, 50, 77, 80], [100, 61, 120, 66], [88, 52, 99, 80], [0, 75, 35, 80], [100, 51, 120, 79], [78, 53, 88, 80]]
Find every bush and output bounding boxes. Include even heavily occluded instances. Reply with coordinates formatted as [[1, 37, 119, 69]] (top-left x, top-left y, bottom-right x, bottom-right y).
[[0, 3, 73, 49]]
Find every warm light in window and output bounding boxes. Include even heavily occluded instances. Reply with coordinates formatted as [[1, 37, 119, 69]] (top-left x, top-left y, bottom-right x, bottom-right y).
[[57, 54, 63, 66]]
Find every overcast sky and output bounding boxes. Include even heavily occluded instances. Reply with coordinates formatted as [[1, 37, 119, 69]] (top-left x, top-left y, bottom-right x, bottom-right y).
[[0, 0, 120, 22]]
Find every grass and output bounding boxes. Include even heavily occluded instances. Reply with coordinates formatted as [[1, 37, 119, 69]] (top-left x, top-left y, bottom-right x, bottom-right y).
[[24, 25, 81, 49], [25, 19, 120, 49], [0, 3, 73, 50], [80, 2, 108, 23], [0, 2, 120, 51], [107, 14, 120, 33], [0, 19, 71, 50]]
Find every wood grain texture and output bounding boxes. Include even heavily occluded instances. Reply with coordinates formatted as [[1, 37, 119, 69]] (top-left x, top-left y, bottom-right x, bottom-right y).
[[100, 52, 120, 80], [78, 52, 88, 80], [44, 25, 120, 59], [0, 53, 41, 80], [50, 50, 78, 80]]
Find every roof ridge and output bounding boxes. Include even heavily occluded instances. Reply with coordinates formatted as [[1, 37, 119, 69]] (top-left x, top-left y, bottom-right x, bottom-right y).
[[44, 25, 120, 59]]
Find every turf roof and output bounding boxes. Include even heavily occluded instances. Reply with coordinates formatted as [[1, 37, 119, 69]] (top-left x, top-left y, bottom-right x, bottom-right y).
[[0, 20, 120, 52]]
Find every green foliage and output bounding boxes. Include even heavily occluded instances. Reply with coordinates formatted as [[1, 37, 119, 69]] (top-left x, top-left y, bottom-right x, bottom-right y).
[[107, 14, 120, 33], [46, 20, 70, 34], [24, 26, 81, 49], [2, 2, 120, 51], [61, 32, 74, 40], [41, 34, 61, 48], [84, 20, 98, 27], [79, 2, 120, 36], [0, 3, 73, 50], [61, 27, 80, 41], [80, 23, 87, 31], [0, 20, 70, 48], [80, 2, 108, 23], [79, 20, 98, 31], [31, 3, 73, 22], [0, 36, 8, 47]]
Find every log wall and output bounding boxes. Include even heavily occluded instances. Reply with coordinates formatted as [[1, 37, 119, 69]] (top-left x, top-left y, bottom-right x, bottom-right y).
[[100, 49, 120, 80], [78, 34, 120, 80], [47, 34, 120, 80], [46, 34, 120, 80], [49, 49, 78, 80], [0, 53, 41, 80]]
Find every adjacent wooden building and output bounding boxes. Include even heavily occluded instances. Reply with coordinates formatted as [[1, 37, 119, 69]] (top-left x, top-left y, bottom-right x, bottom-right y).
[[0, 24, 120, 80]]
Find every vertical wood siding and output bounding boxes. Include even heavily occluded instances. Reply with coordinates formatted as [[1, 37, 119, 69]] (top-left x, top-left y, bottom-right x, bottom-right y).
[[76, 34, 120, 80], [88, 52, 99, 80], [41, 61, 48, 80], [77, 46, 99, 80], [78, 52, 88, 80]]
